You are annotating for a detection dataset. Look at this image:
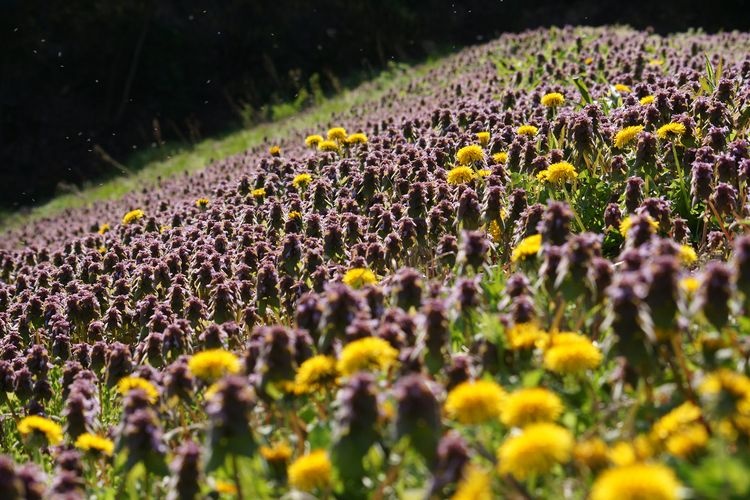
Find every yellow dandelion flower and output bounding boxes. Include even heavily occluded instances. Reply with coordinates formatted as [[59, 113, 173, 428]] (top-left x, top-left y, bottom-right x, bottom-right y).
[[251, 187, 266, 198], [294, 355, 338, 394], [506, 322, 548, 350], [573, 437, 609, 471], [446, 166, 475, 185], [188, 349, 241, 382], [699, 369, 750, 408], [665, 423, 708, 459], [640, 95, 655, 105], [476, 131, 491, 146], [614, 84, 632, 94], [98, 223, 110, 235], [445, 380, 506, 425], [584, 56, 594, 65], [288, 450, 332, 492], [260, 442, 293, 463], [75, 433, 114, 456], [497, 423, 573, 480], [543, 333, 602, 375], [342, 268, 378, 289], [476, 169, 491, 179], [607, 441, 637, 466], [649, 58, 665, 66], [590, 463, 681, 500], [619, 215, 658, 238], [501, 387, 564, 428], [492, 151, 508, 163], [327, 127, 347, 141], [18, 415, 63, 445], [517, 124, 538, 136], [456, 144, 485, 165], [540, 161, 577, 184], [98, 246, 107, 254], [305, 134, 324, 148], [337, 337, 398, 376], [651, 402, 702, 441], [292, 173, 312, 190], [488, 220, 502, 242], [215, 480, 238, 495], [269, 145, 281, 156], [122, 209, 145, 225], [287, 211, 302, 221], [614, 125, 644, 148], [318, 140, 340, 152], [452, 465, 493, 500], [195, 197, 210, 209], [679, 245, 697, 265], [345, 132, 368, 144], [541, 92, 565, 108], [680, 276, 699, 294], [511, 234, 542, 263], [656, 122, 686, 140], [117, 376, 159, 404]]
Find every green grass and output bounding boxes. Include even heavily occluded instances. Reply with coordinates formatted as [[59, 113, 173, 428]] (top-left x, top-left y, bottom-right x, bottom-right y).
[[0, 60, 431, 234]]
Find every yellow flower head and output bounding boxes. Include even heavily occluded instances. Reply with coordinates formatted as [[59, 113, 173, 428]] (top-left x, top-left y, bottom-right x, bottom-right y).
[[497, 423, 573, 480], [447, 166, 475, 185], [511, 234, 542, 263], [269, 145, 281, 156], [75, 433, 114, 456], [640, 95, 655, 105], [517, 125, 538, 136], [492, 151, 508, 163], [327, 127, 347, 141], [260, 442, 293, 463], [188, 349, 241, 382], [18, 415, 63, 445], [251, 187, 266, 198], [117, 376, 159, 404], [457, 144, 485, 165], [501, 387, 564, 428], [318, 140, 340, 152], [292, 173, 312, 189], [337, 337, 398, 376], [294, 355, 338, 394], [543, 332, 602, 375], [614, 83, 632, 94], [288, 450, 332, 492], [98, 223, 110, 235], [649, 58, 665, 67], [305, 134, 324, 148], [195, 197, 210, 209], [476, 131, 491, 146], [590, 463, 681, 500], [665, 423, 708, 459], [699, 368, 750, 405], [651, 401, 702, 442], [342, 268, 377, 289], [573, 437, 609, 471], [452, 465, 493, 500], [614, 125, 644, 148], [679, 245, 697, 265], [445, 380, 506, 425], [619, 215, 658, 238], [122, 209, 145, 225], [506, 322, 548, 350], [214, 480, 238, 495], [541, 92, 565, 108], [656, 122, 687, 140], [538, 161, 578, 184], [346, 132, 368, 145], [680, 276, 699, 294]]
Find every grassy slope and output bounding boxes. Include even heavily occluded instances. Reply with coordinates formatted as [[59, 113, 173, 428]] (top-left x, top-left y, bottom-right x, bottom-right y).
[[0, 60, 431, 233]]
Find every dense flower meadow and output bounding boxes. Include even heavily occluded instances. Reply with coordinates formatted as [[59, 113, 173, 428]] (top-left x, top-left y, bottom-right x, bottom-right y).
[[3, 26, 750, 498]]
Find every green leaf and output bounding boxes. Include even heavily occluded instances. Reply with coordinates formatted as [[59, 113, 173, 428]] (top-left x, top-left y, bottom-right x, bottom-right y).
[[571, 77, 592, 104]]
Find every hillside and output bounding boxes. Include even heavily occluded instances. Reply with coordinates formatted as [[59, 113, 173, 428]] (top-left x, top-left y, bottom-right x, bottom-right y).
[[1, 26, 750, 499]]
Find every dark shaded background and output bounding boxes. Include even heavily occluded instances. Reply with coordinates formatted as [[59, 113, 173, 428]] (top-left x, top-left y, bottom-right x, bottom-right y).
[[2, 0, 748, 210]]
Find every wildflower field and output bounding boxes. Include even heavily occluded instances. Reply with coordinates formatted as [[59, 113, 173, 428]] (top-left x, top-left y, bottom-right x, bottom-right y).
[[3, 26, 750, 498]]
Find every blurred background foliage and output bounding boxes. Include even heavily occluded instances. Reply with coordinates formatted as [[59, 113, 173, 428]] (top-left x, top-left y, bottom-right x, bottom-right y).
[[1, 0, 748, 209]]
